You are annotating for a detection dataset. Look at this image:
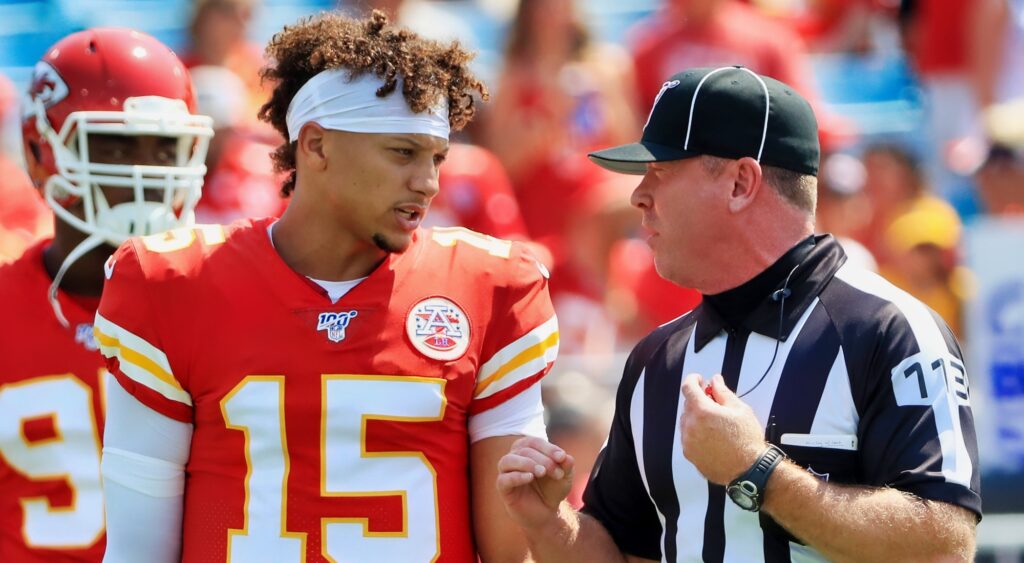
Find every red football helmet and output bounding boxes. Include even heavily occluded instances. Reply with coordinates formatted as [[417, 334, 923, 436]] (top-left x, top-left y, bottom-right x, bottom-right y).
[[22, 28, 213, 245]]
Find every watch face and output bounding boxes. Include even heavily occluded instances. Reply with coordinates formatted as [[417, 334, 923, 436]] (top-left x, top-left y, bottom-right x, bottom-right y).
[[728, 486, 756, 510]]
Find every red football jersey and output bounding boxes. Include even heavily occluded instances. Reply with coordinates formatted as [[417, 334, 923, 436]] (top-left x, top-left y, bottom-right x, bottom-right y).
[[0, 240, 106, 562], [95, 218, 559, 563]]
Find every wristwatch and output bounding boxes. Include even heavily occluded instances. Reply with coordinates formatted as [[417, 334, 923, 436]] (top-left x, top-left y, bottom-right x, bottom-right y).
[[726, 445, 785, 512]]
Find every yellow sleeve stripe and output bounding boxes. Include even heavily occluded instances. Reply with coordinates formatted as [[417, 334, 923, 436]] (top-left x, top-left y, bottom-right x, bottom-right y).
[[93, 313, 191, 406], [474, 330, 559, 397], [478, 316, 558, 374], [93, 330, 183, 393]]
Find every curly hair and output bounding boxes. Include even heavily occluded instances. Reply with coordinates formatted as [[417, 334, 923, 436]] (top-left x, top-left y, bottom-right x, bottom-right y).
[[258, 10, 488, 196]]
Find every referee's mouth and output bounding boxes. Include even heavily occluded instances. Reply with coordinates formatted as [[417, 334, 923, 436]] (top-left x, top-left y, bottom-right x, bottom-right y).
[[639, 222, 658, 240]]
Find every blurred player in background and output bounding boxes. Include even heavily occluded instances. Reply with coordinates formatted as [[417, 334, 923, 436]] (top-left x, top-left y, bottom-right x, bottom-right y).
[[181, 0, 266, 120], [976, 99, 1024, 215], [426, 142, 530, 241], [189, 64, 288, 223], [0, 28, 212, 562], [97, 11, 558, 562], [0, 73, 51, 262]]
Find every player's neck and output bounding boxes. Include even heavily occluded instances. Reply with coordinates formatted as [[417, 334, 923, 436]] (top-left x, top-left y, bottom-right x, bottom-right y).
[[271, 209, 386, 282], [43, 225, 110, 297]]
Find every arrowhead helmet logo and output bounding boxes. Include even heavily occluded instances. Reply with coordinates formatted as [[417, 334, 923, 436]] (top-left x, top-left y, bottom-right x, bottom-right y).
[[28, 61, 69, 111]]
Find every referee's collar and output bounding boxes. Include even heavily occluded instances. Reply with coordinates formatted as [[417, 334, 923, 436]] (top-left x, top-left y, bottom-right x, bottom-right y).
[[693, 234, 846, 351]]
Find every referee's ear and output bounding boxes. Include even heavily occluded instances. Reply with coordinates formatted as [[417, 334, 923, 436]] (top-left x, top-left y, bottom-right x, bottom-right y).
[[727, 157, 763, 214]]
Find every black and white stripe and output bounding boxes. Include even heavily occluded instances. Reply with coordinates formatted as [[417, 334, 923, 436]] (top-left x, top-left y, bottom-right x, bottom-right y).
[[583, 237, 981, 563]]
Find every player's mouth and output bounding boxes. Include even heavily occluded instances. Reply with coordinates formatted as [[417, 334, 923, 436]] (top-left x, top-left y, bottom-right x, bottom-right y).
[[394, 204, 426, 232]]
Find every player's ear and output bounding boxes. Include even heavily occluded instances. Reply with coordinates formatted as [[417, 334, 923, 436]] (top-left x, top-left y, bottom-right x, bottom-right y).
[[297, 122, 328, 172], [23, 138, 48, 189]]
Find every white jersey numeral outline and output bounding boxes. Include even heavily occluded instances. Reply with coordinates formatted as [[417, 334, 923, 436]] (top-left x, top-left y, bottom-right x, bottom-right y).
[[0, 373, 106, 549], [221, 375, 446, 563]]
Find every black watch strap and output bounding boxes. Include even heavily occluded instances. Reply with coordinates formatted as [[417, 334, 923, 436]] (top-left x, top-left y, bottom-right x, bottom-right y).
[[727, 445, 785, 512]]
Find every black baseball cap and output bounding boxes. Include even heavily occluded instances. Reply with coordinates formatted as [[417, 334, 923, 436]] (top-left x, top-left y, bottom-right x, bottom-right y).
[[589, 66, 820, 176]]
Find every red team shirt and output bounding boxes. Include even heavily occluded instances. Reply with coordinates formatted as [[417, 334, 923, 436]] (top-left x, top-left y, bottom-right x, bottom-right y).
[[95, 217, 559, 562], [0, 240, 106, 562]]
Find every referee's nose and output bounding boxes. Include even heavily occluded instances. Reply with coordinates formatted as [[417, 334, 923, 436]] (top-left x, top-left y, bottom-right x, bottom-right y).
[[631, 168, 654, 210]]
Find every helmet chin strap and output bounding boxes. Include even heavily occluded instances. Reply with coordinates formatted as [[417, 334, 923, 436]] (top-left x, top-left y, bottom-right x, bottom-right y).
[[48, 233, 107, 329]]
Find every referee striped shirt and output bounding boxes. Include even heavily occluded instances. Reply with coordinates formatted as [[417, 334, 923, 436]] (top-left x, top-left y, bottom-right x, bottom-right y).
[[582, 235, 981, 563]]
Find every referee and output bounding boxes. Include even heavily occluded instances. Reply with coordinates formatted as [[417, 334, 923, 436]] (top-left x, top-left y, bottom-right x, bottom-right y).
[[497, 66, 980, 562]]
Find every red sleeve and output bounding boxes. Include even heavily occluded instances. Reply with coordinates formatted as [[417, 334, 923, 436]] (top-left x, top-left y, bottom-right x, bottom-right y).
[[94, 241, 193, 423], [470, 242, 558, 414]]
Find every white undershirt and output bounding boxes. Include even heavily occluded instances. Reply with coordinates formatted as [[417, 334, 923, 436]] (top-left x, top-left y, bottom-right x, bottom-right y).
[[308, 276, 365, 303], [267, 222, 366, 303]]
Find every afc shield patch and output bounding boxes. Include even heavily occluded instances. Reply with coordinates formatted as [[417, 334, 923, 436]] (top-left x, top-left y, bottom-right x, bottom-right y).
[[317, 310, 358, 343], [406, 297, 471, 361]]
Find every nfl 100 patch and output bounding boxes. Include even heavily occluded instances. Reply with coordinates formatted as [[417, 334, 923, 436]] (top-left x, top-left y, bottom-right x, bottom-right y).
[[316, 310, 359, 343], [76, 323, 98, 351], [406, 297, 471, 361]]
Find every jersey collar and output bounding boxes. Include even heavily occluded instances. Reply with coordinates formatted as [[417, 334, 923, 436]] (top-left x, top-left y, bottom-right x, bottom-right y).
[[692, 234, 846, 351], [26, 239, 102, 326]]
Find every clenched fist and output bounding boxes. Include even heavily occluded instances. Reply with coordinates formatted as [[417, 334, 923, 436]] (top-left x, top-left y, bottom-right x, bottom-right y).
[[496, 436, 575, 531], [679, 373, 767, 485]]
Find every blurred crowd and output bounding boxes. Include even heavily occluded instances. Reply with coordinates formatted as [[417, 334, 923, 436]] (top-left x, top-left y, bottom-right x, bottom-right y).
[[3, 0, 1024, 504]]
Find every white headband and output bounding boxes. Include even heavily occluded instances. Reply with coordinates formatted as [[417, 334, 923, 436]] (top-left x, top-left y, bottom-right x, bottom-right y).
[[285, 69, 450, 142]]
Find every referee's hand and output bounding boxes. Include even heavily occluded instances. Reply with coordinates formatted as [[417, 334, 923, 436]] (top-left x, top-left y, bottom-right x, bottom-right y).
[[496, 436, 575, 530], [679, 373, 767, 485]]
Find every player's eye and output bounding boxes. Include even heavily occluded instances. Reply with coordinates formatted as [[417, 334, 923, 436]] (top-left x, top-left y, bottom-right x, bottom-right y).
[[107, 146, 128, 161], [155, 147, 177, 165]]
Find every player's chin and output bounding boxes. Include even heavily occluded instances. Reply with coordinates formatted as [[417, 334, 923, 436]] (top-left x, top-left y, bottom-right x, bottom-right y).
[[372, 232, 412, 254]]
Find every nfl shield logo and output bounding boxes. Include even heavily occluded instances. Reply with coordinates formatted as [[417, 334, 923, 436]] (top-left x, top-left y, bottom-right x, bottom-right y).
[[317, 311, 358, 343], [807, 466, 830, 482], [406, 297, 471, 361]]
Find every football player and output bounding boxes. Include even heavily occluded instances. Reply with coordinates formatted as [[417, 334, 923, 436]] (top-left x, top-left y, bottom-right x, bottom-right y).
[[0, 28, 212, 562], [96, 11, 558, 563]]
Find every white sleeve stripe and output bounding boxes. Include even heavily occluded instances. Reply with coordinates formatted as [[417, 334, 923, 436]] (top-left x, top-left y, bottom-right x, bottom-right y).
[[475, 343, 558, 400], [94, 313, 174, 374], [478, 316, 558, 379], [808, 348, 861, 436], [835, 264, 974, 488], [630, 368, 670, 552], [94, 314, 192, 406]]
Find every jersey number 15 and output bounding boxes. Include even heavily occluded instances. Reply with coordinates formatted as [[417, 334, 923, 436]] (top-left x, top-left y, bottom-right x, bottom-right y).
[[221, 374, 445, 563]]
